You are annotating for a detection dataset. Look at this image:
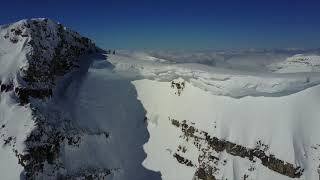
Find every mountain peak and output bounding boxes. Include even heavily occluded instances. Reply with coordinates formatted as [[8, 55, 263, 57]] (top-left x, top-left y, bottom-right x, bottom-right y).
[[0, 18, 98, 103]]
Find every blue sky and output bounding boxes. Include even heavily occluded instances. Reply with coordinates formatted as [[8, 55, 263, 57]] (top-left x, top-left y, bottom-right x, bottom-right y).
[[1, 0, 320, 50]]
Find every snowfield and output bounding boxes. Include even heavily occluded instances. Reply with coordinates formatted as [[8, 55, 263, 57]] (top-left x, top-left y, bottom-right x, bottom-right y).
[[108, 52, 320, 98], [134, 79, 320, 180], [108, 52, 320, 180]]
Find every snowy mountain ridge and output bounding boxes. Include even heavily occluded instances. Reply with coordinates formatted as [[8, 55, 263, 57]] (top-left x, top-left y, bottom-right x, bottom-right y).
[[0, 18, 110, 179], [1, 18, 320, 180]]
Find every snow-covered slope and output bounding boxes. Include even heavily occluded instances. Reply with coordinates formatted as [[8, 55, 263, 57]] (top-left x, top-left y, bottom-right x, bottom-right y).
[[134, 79, 320, 180], [0, 92, 34, 180], [108, 52, 320, 180]]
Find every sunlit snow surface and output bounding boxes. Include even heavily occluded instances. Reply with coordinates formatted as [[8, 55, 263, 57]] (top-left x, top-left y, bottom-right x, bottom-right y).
[[107, 52, 320, 180]]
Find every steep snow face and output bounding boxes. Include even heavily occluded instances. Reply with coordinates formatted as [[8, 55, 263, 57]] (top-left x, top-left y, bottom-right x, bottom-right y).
[[105, 52, 320, 180], [18, 56, 161, 179], [133, 79, 320, 180], [58, 59, 160, 180]]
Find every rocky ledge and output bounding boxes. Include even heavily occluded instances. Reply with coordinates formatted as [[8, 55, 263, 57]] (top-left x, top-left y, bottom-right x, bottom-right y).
[[170, 117, 304, 179]]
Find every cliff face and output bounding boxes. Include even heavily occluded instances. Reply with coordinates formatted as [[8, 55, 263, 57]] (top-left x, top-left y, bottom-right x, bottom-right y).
[[0, 18, 103, 179], [0, 18, 98, 103]]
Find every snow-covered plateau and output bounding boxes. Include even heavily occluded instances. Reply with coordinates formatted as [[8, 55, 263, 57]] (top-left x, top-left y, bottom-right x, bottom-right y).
[[1, 18, 320, 180]]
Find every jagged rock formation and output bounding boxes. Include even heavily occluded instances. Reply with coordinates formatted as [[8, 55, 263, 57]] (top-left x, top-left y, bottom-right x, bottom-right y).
[[169, 118, 304, 179], [1, 18, 98, 104], [0, 18, 106, 179], [170, 78, 185, 96]]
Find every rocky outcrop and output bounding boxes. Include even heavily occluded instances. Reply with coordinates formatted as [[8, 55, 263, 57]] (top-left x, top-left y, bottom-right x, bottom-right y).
[[15, 105, 110, 179], [170, 118, 304, 179], [0, 18, 107, 179], [0, 82, 13, 92], [1, 18, 98, 103], [15, 87, 52, 104], [170, 79, 186, 96]]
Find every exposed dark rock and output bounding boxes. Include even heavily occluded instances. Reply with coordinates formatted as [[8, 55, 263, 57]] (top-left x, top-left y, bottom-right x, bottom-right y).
[[170, 118, 304, 179], [0, 83, 13, 92], [194, 167, 216, 180], [173, 153, 195, 167], [15, 87, 52, 104], [3, 136, 16, 146], [171, 80, 186, 96], [10, 37, 19, 43]]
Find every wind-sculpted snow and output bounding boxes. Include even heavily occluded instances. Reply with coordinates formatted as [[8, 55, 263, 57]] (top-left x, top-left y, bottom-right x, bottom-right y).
[[108, 53, 320, 98], [118, 49, 320, 71], [269, 54, 320, 73]]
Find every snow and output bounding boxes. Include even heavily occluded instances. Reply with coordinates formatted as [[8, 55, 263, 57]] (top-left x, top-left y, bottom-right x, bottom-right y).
[[107, 51, 320, 179], [46, 57, 161, 179], [133, 78, 320, 180], [0, 21, 30, 84], [0, 92, 34, 180], [108, 53, 320, 98]]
